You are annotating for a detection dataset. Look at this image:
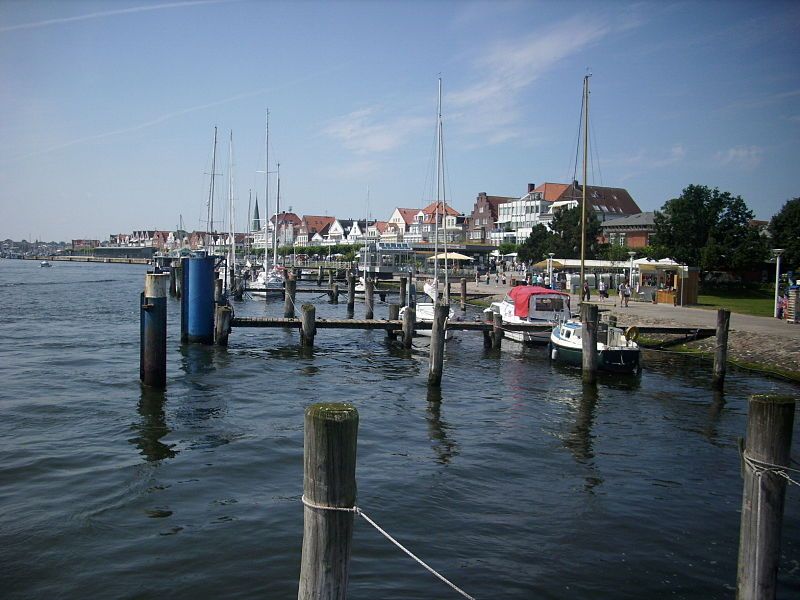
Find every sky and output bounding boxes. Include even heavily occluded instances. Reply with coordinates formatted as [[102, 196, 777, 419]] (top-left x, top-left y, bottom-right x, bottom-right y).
[[0, 0, 798, 242]]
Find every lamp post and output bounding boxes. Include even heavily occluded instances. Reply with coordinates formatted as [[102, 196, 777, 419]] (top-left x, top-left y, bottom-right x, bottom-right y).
[[773, 248, 784, 318], [627, 251, 636, 287], [548, 252, 555, 289]]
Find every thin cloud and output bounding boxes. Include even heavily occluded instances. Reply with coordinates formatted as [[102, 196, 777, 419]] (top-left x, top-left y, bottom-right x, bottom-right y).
[[714, 145, 764, 168], [0, 0, 236, 33], [324, 107, 429, 154], [610, 144, 686, 170]]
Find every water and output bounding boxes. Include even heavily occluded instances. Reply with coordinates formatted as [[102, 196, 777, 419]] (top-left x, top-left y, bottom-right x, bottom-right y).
[[1, 259, 798, 599]]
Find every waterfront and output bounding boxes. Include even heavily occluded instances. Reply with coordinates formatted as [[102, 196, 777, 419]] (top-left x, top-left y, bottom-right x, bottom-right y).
[[1, 259, 798, 599]]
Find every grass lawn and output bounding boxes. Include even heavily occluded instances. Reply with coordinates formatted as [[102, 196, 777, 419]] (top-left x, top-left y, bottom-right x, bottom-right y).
[[695, 286, 775, 317]]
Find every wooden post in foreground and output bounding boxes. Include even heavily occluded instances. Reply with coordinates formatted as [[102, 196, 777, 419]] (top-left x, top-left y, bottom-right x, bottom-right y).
[[492, 311, 503, 349], [298, 403, 359, 600], [140, 272, 169, 388], [365, 279, 374, 320], [328, 269, 334, 287], [169, 265, 177, 297], [214, 305, 232, 346], [737, 394, 796, 600], [284, 276, 297, 318], [428, 304, 449, 387], [460, 278, 467, 311], [607, 315, 617, 345], [402, 307, 415, 349], [581, 303, 599, 384], [387, 303, 399, 340], [399, 276, 408, 308], [347, 274, 356, 314], [331, 283, 339, 304], [214, 278, 223, 305], [300, 304, 316, 347], [317, 266, 323, 286], [712, 308, 730, 390]]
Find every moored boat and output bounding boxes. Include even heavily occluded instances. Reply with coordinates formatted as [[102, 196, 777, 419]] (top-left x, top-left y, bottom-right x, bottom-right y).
[[483, 285, 571, 344], [550, 319, 640, 373], [40, 260, 51, 267]]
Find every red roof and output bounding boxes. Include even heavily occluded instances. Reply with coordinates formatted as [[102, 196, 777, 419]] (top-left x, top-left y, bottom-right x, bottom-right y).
[[421, 201, 460, 217], [533, 182, 571, 201], [302, 215, 335, 234], [395, 208, 420, 225], [509, 285, 570, 318]]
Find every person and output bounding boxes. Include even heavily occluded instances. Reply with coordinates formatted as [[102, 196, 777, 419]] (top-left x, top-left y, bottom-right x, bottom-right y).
[[582, 281, 591, 301], [623, 283, 631, 307], [495, 272, 499, 286], [475, 270, 479, 284], [617, 281, 624, 304], [598, 279, 607, 301], [485, 272, 490, 285]]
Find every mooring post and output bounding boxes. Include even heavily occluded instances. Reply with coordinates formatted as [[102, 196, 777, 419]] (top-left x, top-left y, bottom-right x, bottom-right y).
[[365, 279, 374, 320], [140, 272, 169, 389], [175, 257, 186, 299], [298, 402, 359, 600], [179, 258, 188, 342], [459, 277, 467, 311], [284, 276, 297, 318], [399, 276, 408, 308], [331, 283, 339, 304], [712, 308, 730, 390], [387, 303, 399, 340], [402, 307, 415, 349], [328, 270, 334, 287], [428, 304, 449, 387], [492, 311, 503, 349], [607, 315, 617, 345], [186, 255, 216, 344], [300, 304, 316, 347], [169, 265, 177, 297], [214, 278, 223, 305], [347, 274, 356, 314], [581, 303, 599, 384], [214, 305, 232, 346], [736, 394, 796, 600], [317, 266, 323, 287]]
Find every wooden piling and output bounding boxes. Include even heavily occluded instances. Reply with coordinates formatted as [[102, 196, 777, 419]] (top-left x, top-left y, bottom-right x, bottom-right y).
[[214, 278, 223, 305], [607, 314, 617, 345], [300, 304, 316, 347], [460, 278, 467, 311], [399, 276, 408, 308], [736, 394, 796, 600], [317, 266, 324, 286], [347, 274, 356, 314], [140, 272, 169, 389], [387, 304, 399, 340], [328, 270, 334, 287], [402, 307, 415, 349], [332, 283, 339, 304], [214, 305, 232, 346], [298, 402, 359, 600], [169, 265, 177, 297], [284, 276, 297, 318], [365, 279, 374, 320], [428, 304, 449, 387], [492, 311, 503, 349], [581, 303, 599, 384], [712, 308, 730, 390]]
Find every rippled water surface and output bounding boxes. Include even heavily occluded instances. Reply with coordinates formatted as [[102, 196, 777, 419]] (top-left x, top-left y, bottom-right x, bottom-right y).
[[1, 260, 798, 599]]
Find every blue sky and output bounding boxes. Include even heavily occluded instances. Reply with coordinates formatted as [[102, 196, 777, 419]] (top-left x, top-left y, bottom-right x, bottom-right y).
[[1, 0, 798, 241]]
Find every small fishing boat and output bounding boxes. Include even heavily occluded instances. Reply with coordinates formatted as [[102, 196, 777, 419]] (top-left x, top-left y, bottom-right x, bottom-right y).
[[40, 260, 51, 267], [483, 285, 571, 344], [549, 319, 640, 373]]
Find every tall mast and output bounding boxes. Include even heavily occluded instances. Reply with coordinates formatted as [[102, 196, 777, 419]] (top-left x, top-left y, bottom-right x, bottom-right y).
[[273, 162, 280, 268], [207, 126, 218, 246], [439, 76, 449, 304], [433, 77, 441, 307], [228, 130, 235, 291], [263, 110, 270, 271], [580, 74, 590, 289], [246, 189, 252, 258]]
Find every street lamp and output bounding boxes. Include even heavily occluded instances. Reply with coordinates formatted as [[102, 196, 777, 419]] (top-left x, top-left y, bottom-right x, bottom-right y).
[[548, 252, 555, 289], [773, 248, 784, 318], [627, 251, 636, 287]]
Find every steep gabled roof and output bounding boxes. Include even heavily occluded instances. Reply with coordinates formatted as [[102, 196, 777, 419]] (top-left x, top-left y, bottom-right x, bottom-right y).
[[420, 201, 460, 217], [552, 183, 641, 215], [394, 207, 420, 224], [533, 182, 571, 202], [302, 215, 335, 234]]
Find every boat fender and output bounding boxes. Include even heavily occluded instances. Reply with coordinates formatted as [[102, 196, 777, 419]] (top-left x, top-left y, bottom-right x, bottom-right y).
[[625, 326, 639, 342], [550, 344, 558, 361]]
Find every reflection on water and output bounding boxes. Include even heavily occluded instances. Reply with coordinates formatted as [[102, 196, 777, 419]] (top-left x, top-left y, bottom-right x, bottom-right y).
[[706, 390, 726, 442], [180, 344, 217, 376], [565, 383, 598, 463], [130, 387, 177, 462], [426, 387, 459, 464]]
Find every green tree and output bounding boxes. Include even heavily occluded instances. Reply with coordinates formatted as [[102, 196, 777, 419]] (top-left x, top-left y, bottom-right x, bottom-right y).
[[498, 242, 519, 256], [549, 206, 601, 259], [518, 224, 557, 263], [769, 197, 800, 271], [653, 185, 767, 271], [601, 244, 634, 262]]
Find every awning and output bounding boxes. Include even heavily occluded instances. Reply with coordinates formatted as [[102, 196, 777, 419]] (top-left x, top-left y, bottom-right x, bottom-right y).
[[427, 252, 474, 261], [533, 259, 564, 269]]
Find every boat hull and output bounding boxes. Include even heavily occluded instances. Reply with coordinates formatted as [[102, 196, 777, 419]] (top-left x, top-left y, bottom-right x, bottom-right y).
[[549, 341, 640, 374]]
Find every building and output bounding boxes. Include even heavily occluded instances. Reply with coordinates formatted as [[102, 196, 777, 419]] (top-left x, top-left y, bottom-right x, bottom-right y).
[[404, 202, 462, 244], [296, 215, 335, 246], [600, 212, 656, 248], [71, 239, 100, 251], [467, 192, 515, 243]]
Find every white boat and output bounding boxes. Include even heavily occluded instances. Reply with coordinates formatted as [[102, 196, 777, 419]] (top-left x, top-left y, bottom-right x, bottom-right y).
[[400, 278, 455, 339], [40, 260, 51, 267], [549, 319, 640, 374], [249, 265, 285, 296], [483, 285, 571, 344]]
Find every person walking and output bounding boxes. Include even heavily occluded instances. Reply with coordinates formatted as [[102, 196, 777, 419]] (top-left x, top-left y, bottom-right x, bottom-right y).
[[582, 281, 591, 301], [622, 283, 631, 307], [598, 279, 607, 302]]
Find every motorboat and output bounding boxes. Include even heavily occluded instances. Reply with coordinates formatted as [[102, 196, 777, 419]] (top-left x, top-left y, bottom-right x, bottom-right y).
[[549, 319, 640, 374], [40, 260, 52, 267], [399, 278, 455, 340], [483, 285, 571, 344], [248, 266, 285, 296]]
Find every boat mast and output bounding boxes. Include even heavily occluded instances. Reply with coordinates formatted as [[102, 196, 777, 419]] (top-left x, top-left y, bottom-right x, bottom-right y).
[[263, 110, 270, 272], [438, 76, 449, 304], [433, 77, 442, 307], [273, 162, 280, 269], [580, 74, 590, 289], [228, 130, 236, 292], [207, 126, 218, 248]]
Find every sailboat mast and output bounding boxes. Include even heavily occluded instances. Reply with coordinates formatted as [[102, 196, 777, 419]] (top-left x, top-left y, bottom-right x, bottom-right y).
[[433, 77, 442, 307], [208, 126, 218, 246], [438, 77, 449, 304], [263, 110, 270, 272], [580, 74, 590, 288], [273, 162, 280, 268], [228, 130, 236, 292]]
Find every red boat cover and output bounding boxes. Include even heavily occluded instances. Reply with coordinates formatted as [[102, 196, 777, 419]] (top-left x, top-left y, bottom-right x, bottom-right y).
[[509, 285, 570, 318]]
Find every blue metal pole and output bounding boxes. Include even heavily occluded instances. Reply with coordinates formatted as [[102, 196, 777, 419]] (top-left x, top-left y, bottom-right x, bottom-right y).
[[186, 255, 215, 344], [140, 272, 169, 388]]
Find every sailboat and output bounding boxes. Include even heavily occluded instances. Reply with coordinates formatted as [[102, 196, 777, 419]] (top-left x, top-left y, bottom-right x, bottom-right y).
[[249, 110, 285, 297], [400, 78, 455, 339], [549, 74, 639, 373]]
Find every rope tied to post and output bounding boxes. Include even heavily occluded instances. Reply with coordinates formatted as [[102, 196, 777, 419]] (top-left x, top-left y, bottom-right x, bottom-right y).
[[742, 452, 800, 487], [301, 495, 477, 600]]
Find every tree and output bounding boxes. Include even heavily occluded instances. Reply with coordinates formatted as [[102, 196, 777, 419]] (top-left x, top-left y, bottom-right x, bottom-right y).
[[769, 197, 800, 271], [549, 206, 601, 259], [518, 224, 557, 264], [601, 244, 634, 262], [653, 185, 767, 271]]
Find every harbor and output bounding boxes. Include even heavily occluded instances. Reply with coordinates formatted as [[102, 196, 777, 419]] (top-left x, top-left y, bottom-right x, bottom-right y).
[[1, 259, 798, 599]]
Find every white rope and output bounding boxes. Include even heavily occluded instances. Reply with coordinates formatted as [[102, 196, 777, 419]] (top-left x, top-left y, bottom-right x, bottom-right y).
[[743, 453, 800, 487], [301, 495, 476, 600]]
